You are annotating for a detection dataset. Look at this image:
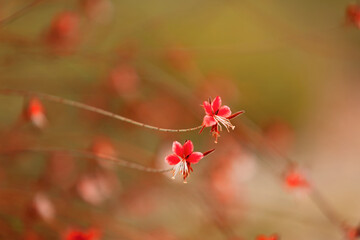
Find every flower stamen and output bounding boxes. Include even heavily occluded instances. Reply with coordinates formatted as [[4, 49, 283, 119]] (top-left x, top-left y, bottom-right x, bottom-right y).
[[214, 115, 235, 132], [171, 159, 189, 182]]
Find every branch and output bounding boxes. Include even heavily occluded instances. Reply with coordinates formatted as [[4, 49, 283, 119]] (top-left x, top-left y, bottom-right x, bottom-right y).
[[1, 147, 171, 173], [0, 88, 202, 132], [0, 0, 43, 27]]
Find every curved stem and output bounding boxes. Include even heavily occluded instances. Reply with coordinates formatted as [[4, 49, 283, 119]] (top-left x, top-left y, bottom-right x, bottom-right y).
[[1, 147, 171, 173], [0, 0, 43, 27], [0, 88, 202, 132]]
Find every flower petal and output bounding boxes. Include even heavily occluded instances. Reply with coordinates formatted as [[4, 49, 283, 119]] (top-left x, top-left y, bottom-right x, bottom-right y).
[[202, 101, 212, 115], [183, 140, 194, 157], [227, 110, 244, 119], [211, 96, 222, 112], [187, 152, 203, 163], [202, 148, 215, 157], [165, 154, 181, 165], [172, 141, 183, 157], [217, 105, 231, 117], [203, 116, 217, 127]]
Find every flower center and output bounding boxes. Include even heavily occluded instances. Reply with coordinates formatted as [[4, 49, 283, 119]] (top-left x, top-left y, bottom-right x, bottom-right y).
[[172, 159, 190, 183], [213, 115, 235, 132]]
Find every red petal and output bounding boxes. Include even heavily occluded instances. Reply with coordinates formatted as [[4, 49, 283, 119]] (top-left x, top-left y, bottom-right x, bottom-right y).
[[187, 152, 203, 163], [172, 141, 184, 157], [203, 116, 217, 127], [165, 154, 181, 165], [202, 101, 212, 115], [183, 140, 194, 157], [217, 105, 231, 117], [211, 96, 222, 112], [202, 148, 215, 157], [227, 110, 244, 120]]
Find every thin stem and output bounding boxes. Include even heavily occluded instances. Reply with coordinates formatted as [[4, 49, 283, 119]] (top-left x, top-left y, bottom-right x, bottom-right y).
[[309, 187, 345, 229], [1, 147, 171, 173], [0, 0, 43, 27], [0, 88, 202, 132]]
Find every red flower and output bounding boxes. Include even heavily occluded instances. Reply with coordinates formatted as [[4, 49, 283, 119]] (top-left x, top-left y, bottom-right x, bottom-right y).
[[24, 98, 47, 128], [346, 4, 360, 28], [200, 96, 244, 143], [346, 226, 360, 240], [285, 169, 309, 189], [256, 234, 279, 240], [165, 140, 214, 183], [64, 228, 100, 240], [46, 12, 80, 51]]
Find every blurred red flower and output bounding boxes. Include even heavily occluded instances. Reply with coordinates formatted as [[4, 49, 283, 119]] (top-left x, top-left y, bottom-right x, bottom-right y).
[[346, 4, 360, 28], [285, 169, 309, 189], [45, 11, 81, 52], [64, 228, 100, 240], [346, 226, 360, 240], [24, 97, 47, 128], [256, 234, 279, 240]]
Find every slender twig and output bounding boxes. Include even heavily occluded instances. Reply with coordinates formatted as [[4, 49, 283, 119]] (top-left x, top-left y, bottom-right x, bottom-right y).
[[0, 0, 43, 27], [309, 187, 345, 228], [1, 147, 171, 173], [0, 88, 202, 132]]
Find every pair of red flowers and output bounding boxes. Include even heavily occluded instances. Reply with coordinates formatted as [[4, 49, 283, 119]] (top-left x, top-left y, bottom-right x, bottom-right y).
[[165, 96, 244, 182], [24, 95, 244, 183]]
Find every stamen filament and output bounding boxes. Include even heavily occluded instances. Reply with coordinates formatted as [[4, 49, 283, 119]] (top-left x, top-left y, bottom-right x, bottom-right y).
[[214, 115, 235, 132]]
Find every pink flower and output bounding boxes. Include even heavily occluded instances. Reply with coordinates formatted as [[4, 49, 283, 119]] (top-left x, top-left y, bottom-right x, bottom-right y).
[[76, 174, 113, 205], [165, 140, 214, 183], [200, 96, 244, 143], [33, 192, 56, 223]]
